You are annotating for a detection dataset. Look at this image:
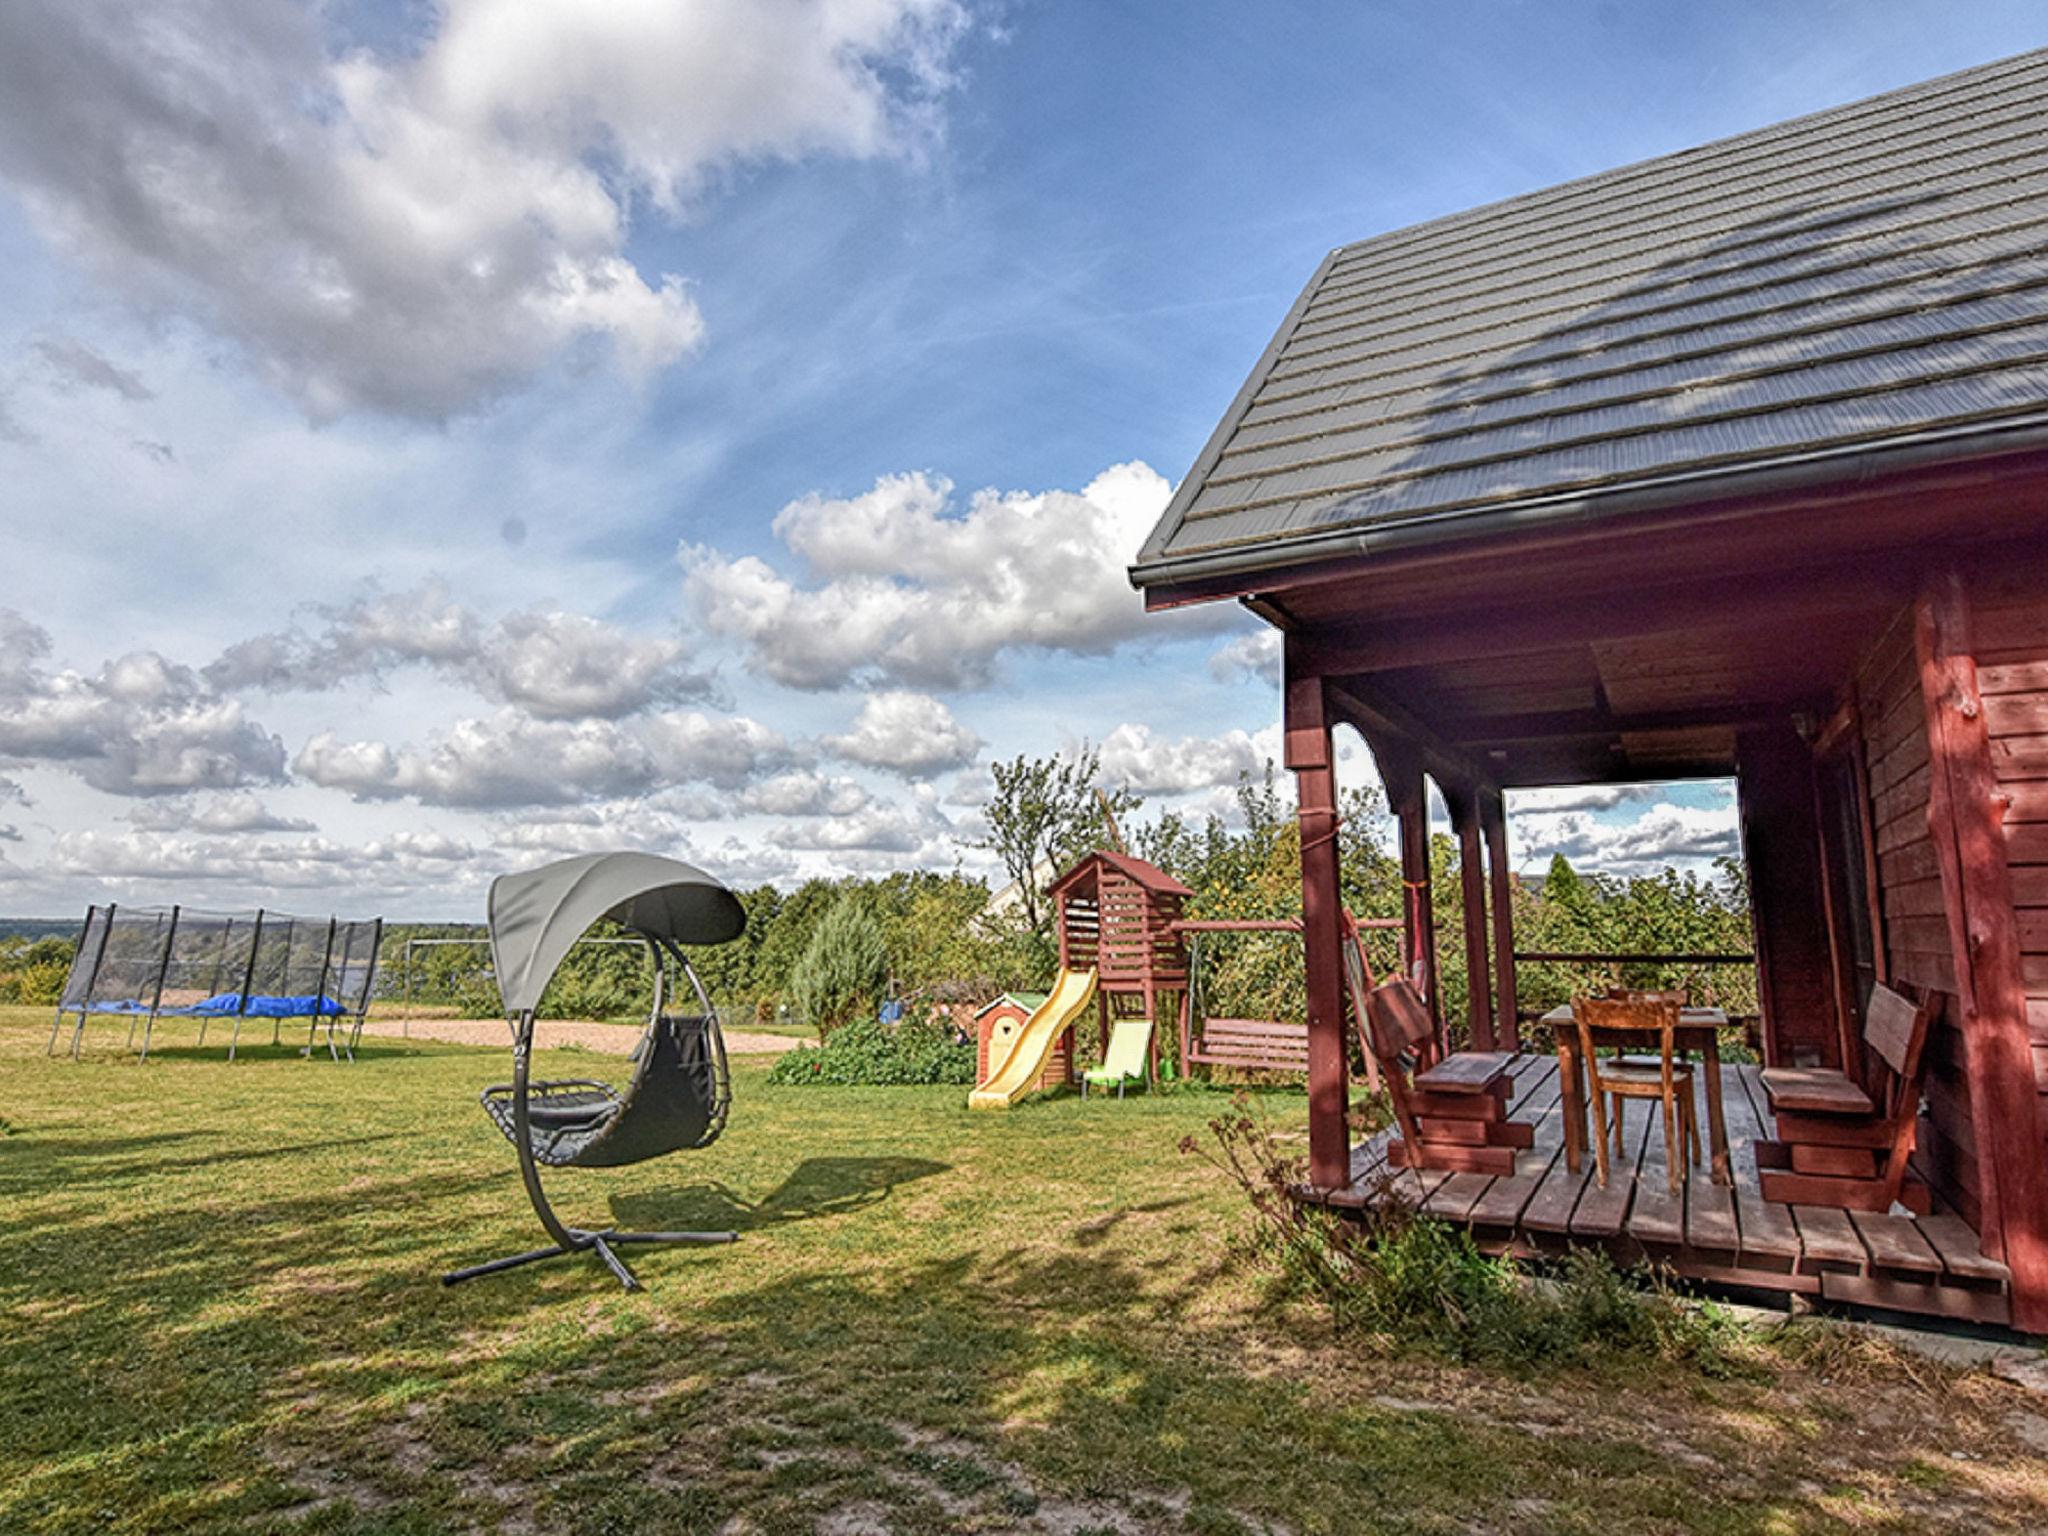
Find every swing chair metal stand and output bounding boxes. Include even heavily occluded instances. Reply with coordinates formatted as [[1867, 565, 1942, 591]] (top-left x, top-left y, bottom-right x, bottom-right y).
[[440, 1007, 739, 1290]]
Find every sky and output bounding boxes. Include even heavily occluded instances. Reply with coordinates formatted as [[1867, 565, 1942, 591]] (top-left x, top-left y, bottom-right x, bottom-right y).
[[0, 0, 2040, 919]]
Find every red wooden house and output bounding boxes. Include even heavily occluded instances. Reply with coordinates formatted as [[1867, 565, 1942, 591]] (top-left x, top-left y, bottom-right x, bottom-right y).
[[1131, 51, 2048, 1330]]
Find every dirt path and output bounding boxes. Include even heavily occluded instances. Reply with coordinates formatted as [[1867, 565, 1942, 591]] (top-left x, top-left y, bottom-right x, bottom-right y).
[[358, 1016, 799, 1055]]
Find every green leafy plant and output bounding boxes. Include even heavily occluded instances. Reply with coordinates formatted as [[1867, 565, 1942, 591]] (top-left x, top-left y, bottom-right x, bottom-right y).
[[766, 1010, 977, 1086], [1187, 1093, 1747, 1373], [789, 894, 889, 1039]]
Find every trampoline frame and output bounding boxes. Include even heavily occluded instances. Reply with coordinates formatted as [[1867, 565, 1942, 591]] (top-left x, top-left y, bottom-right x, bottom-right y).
[[48, 903, 384, 1063]]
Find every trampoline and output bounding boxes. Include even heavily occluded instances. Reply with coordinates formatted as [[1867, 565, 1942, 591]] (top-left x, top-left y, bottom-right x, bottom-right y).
[[49, 904, 383, 1062]]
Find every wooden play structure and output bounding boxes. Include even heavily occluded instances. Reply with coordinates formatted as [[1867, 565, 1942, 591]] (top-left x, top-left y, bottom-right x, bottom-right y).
[[970, 847, 1416, 1105], [1046, 852, 1191, 1085]]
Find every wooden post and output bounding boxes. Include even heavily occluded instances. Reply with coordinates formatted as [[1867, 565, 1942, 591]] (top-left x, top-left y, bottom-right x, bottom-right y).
[[1481, 789, 1520, 1050], [1449, 790, 1495, 1051], [1917, 572, 2048, 1332], [1285, 656, 1350, 1190], [1383, 752, 1443, 1046]]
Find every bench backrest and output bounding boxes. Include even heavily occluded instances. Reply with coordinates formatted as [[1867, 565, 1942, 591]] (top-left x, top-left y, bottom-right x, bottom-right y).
[[1192, 1018, 1309, 1070], [1364, 977, 1433, 1065], [1862, 982, 1934, 1122]]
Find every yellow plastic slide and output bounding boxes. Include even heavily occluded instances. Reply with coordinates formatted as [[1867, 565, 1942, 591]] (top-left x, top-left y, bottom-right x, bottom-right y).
[[967, 967, 1097, 1109]]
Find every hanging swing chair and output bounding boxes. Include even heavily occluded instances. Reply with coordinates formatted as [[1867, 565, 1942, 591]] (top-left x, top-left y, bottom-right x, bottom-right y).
[[442, 851, 748, 1291]]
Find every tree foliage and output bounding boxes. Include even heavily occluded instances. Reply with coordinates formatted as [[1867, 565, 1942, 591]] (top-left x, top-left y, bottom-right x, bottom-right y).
[[789, 893, 890, 1039], [974, 747, 1139, 942]]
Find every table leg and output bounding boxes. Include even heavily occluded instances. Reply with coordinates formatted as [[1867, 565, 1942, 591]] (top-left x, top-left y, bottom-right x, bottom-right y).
[[1558, 1041, 1585, 1175], [1704, 1034, 1731, 1185]]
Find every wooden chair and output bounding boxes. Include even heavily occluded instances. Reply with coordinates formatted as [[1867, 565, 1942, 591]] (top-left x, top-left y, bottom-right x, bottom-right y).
[[1756, 983, 1934, 1214], [1365, 979, 1526, 1175], [1572, 994, 1699, 1195]]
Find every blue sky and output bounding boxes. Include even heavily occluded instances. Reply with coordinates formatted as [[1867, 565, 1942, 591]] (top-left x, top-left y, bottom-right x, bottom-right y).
[[0, 1, 2040, 916]]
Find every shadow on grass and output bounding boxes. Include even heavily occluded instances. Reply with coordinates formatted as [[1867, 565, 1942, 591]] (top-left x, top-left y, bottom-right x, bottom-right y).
[[608, 1155, 951, 1235], [0, 1133, 404, 1198]]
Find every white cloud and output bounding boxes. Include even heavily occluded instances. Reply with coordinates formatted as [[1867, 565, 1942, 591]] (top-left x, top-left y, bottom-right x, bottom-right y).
[[739, 771, 872, 817], [1508, 785, 1656, 815], [1208, 629, 1281, 686], [0, 612, 286, 796], [822, 691, 981, 777], [295, 706, 795, 808], [126, 793, 316, 834], [1514, 802, 1740, 875], [683, 461, 1228, 690], [1097, 722, 1264, 795], [0, 0, 967, 419], [34, 336, 153, 401], [209, 583, 716, 719]]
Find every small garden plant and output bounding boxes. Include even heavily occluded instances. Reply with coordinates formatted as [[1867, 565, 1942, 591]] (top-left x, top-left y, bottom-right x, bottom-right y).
[[1188, 1093, 1747, 1373], [767, 1008, 977, 1086]]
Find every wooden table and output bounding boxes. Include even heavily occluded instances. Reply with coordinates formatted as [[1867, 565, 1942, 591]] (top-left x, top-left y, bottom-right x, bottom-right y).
[[1538, 1005, 1733, 1186]]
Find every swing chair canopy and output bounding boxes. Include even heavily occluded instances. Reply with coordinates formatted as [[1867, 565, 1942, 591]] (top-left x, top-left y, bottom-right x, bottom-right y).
[[487, 852, 747, 1014]]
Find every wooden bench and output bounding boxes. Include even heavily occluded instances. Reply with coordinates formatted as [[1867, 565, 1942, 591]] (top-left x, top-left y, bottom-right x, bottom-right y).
[[1756, 983, 1934, 1214], [1366, 979, 1526, 1175], [1184, 1017, 1309, 1073]]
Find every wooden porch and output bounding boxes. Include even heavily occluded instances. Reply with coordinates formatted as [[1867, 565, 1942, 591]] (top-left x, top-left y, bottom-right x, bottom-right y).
[[1316, 1054, 2013, 1326]]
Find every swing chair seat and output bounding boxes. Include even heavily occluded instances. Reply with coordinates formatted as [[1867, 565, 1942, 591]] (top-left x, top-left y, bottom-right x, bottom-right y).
[[478, 1014, 729, 1169]]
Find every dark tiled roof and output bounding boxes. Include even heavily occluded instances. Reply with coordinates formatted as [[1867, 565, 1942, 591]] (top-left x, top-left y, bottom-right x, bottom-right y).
[[1133, 49, 2048, 588]]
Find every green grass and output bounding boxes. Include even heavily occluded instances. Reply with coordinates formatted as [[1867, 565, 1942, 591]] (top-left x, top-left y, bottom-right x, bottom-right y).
[[2, 1006, 2044, 1535]]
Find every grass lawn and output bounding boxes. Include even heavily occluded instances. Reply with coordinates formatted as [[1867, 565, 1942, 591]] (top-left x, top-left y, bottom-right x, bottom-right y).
[[3, 1007, 2046, 1535]]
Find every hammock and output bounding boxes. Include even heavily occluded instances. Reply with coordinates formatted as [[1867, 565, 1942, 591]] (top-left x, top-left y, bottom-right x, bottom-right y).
[[442, 851, 746, 1292]]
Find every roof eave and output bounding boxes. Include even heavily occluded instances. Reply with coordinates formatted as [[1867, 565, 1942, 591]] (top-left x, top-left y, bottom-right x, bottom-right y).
[[1127, 415, 2048, 607]]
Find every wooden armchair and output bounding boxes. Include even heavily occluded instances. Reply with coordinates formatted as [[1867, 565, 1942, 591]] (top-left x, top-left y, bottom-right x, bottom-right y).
[[1756, 983, 1934, 1214], [1365, 979, 1526, 1174]]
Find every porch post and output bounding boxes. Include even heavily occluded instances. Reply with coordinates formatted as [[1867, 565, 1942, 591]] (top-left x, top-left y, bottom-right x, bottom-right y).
[[1383, 750, 1443, 1045], [1916, 571, 2048, 1332], [1481, 788, 1520, 1050], [1449, 790, 1496, 1050], [1284, 651, 1350, 1190]]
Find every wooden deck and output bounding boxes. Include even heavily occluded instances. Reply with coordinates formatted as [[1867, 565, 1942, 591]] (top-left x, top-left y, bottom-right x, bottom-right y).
[[1315, 1055, 2013, 1326]]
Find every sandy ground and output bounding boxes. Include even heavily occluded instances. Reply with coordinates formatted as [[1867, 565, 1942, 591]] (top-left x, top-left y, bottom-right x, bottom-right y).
[[358, 1016, 799, 1055]]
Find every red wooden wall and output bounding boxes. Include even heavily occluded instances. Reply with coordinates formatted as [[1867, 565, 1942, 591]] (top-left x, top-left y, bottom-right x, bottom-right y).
[[1853, 609, 1982, 1224], [1965, 572, 2048, 1231]]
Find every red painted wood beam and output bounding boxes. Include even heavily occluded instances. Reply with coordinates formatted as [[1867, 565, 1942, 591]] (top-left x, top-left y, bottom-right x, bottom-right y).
[[1452, 795, 1495, 1051], [1284, 644, 1350, 1191], [1480, 789, 1520, 1051], [1916, 573, 2048, 1334], [1294, 564, 1904, 677]]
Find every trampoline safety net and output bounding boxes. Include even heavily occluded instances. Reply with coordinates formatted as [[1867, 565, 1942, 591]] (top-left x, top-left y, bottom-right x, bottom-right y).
[[53, 904, 384, 1062]]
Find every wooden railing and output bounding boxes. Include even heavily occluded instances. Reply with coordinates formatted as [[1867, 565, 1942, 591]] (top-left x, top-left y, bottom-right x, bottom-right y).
[[1513, 950, 1754, 967]]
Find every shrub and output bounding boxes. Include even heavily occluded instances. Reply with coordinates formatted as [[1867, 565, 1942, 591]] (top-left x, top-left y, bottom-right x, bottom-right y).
[[0, 937, 73, 1007], [767, 1011, 977, 1086], [1187, 1094, 1747, 1374], [789, 895, 889, 1039]]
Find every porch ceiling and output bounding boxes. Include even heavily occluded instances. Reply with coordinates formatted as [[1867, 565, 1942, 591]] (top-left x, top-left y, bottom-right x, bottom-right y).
[[1308, 583, 1900, 787]]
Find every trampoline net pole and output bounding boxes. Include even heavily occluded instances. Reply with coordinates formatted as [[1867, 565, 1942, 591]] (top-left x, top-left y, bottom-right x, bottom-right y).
[[139, 905, 180, 1063]]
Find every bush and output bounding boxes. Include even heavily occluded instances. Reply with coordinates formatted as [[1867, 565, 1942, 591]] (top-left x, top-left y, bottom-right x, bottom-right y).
[[789, 895, 889, 1039], [0, 937, 73, 1007], [1187, 1095, 1747, 1374], [767, 1011, 978, 1086]]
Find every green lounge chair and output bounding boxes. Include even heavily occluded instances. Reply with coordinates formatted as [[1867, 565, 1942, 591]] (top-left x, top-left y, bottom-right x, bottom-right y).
[[1082, 1016, 1154, 1098]]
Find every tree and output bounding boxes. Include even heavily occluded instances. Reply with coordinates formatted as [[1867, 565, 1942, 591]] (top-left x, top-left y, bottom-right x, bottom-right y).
[[974, 748, 1139, 942], [789, 893, 889, 1039]]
